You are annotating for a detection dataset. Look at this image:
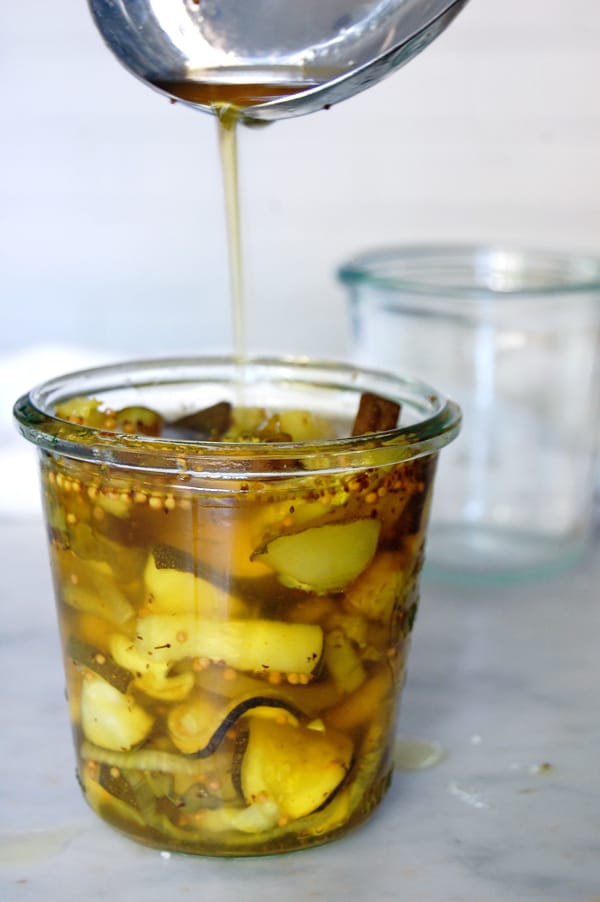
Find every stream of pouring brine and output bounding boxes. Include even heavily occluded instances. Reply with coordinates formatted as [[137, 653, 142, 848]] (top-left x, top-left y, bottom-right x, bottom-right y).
[[217, 115, 245, 365], [156, 75, 325, 364]]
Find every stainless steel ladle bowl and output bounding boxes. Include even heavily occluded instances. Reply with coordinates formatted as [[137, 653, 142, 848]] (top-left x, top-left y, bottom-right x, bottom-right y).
[[88, 0, 469, 122]]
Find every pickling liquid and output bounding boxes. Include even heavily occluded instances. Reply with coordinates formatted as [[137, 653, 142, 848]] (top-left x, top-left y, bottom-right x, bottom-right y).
[[155, 78, 316, 109], [45, 405, 436, 854]]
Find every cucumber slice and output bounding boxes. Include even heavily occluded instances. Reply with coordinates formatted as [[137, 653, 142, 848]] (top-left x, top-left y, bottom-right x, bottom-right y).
[[81, 674, 154, 751], [241, 719, 353, 821], [343, 551, 409, 623], [81, 741, 209, 777], [134, 616, 323, 676], [63, 581, 135, 629], [81, 767, 147, 829], [152, 798, 281, 838], [252, 519, 381, 594], [197, 798, 280, 834], [323, 630, 366, 694], [167, 693, 304, 756], [66, 636, 132, 693], [325, 663, 394, 732], [144, 551, 247, 617], [271, 409, 333, 442], [109, 633, 194, 702]]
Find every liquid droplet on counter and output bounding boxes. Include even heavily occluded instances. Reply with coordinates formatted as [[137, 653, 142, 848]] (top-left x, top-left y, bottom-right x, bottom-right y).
[[0, 824, 82, 866], [394, 737, 446, 772], [529, 761, 554, 775]]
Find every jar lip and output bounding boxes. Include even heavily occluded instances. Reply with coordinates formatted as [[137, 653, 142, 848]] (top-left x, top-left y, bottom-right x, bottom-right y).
[[338, 244, 600, 298], [13, 355, 461, 477]]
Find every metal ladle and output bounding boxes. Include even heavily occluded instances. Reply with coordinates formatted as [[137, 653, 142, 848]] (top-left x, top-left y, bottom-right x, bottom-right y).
[[88, 0, 469, 122]]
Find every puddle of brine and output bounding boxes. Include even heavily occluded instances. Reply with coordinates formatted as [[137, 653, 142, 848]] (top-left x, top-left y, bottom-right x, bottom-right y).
[[394, 737, 446, 772], [0, 825, 82, 866]]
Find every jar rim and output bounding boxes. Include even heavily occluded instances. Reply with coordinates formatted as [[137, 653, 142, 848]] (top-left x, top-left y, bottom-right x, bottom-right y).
[[13, 355, 461, 479], [338, 244, 600, 299]]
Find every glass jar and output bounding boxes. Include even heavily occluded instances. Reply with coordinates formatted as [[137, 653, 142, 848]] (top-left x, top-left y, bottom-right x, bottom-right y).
[[14, 356, 460, 855], [340, 245, 600, 581]]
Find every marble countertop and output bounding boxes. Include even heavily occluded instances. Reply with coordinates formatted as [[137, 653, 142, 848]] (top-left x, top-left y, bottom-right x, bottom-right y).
[[2, 517, 599, 902]]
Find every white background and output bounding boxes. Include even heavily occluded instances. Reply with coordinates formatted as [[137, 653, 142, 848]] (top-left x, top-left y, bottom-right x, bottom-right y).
[[2, 0, 600, 511]]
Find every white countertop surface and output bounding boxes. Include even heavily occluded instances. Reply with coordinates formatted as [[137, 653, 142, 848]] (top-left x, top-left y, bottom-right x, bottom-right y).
[[2, 518, 599, 902]]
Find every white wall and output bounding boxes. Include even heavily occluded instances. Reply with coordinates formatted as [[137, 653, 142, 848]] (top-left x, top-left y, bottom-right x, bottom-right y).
[[2, 0, 600, 511]]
